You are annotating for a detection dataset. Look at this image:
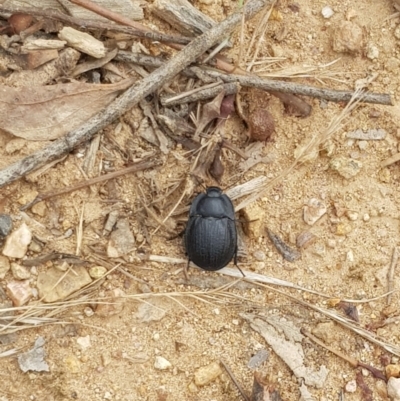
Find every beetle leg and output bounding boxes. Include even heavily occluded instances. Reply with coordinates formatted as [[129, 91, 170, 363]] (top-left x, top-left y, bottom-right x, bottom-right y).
[[233, 246, 245, 277]]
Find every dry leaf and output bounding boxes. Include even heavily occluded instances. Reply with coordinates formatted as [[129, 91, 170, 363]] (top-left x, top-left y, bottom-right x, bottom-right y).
[[241, 313, 329, 388], [0, 78, 135, 140], [209, 145, 224, 183], [194, 90, 225, 140]]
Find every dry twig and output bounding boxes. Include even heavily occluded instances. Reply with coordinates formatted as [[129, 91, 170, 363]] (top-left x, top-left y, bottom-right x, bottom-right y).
[[220, 359, 250, 401], [20, 158, 160, 210], [0, 0, 270, 188], [301, 329, 387, 381], [116, 52, 392, 106], [0, 6, 191, 45], [387, 247, 399, 305]]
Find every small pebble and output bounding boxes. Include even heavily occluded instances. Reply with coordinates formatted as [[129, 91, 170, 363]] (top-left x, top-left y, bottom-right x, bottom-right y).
[[89, 266, 107, 279], [31, 202, 46, 217], [363, 213, 370, 222], [84, 307, 94, 317], [334, 223, 352, 236], [194, 362, 222, 386], [321, 6, 334, 18], [366, 43, 379, 60], [0, 255, 10, 279], [247, 349, 269, 370], [387, 377, 400, 401], [332, 21, 364, 54], [28, 240, 43, 253], [345, 380, 357, 393], [346, 211, 358, 221], [64, 354, 81, 373], [6, 280, 32, 306], [154, 356, 171, 370], [77, 335, 91, 350], [395, 25, 400, 39], [0, 214, 12, 238], [303, 198, 327, 226], [153, 333, 160, 341], [253, 250, 266, 261], [386, 364, 400, 379], [346, 250, 354, 263], [330, 156, 362, 179], [327, 239, 336, 248], [296, 231, 317, 249], [2, 223, 32, 258], [311, 243, 326, 256], [358, 141, 368, 150], [11, 263, 30, 280]]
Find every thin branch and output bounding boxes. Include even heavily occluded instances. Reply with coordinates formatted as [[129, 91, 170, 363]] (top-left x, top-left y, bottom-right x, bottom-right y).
[[160, 82, 239, 106], [0, 6, 192, 45], [387, 247, 399, 305], [220, 359, 250, 401], [201, 68, 393, 105], [301, 329, 387, 381], [116, 51, 392, 106], [20, 159, 160, 210], [0, 0, 270, 188]]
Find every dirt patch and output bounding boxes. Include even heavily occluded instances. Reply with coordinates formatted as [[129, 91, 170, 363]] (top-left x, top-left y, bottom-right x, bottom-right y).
[[0, 1, 400, 400]]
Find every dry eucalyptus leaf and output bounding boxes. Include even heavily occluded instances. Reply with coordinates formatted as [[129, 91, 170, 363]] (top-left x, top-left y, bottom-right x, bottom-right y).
[[0, 78, 135, 140], [241, 313, 329, 389], [194, 90, 225, 140]]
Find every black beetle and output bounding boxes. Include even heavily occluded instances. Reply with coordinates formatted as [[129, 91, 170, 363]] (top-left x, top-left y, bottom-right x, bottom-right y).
[[184, 187, 243, 276]]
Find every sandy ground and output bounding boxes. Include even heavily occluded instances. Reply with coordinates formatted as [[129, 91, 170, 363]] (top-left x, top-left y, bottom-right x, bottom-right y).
[[1, 0, 400, 400]]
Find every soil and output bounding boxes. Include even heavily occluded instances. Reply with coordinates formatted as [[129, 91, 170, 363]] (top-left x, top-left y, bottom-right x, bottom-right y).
[[1, 0, 400, 400]]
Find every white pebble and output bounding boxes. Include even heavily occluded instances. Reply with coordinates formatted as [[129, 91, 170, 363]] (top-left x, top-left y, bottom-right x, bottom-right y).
[[346, 211, 358, 221], [388, 377, 400, 400], [358, 141, 368, 150], [321, 6, 334, 18], [346, 250, 354, 263], [327, 239, 336, 249], [345, 380, 357, 393], [153, 333, 160, 341], [77, 335, 91, 350], [253, 250, 266, 261], [154, 356, 171, 370], [363, 213, 370, 222], [84, 307, 94, 317], [366, 44, 379, 60]]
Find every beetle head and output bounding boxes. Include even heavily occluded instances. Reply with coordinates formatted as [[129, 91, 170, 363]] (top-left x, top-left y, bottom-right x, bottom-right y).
[[206, 187, 223, 197]]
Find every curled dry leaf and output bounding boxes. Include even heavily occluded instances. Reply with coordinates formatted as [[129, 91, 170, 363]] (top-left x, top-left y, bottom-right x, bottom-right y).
[[267, 229, 300, 262], [219, 94, 235, 120], [194, 90, 225, 140], [337, 301, 359, 322], [0, 78, 135, 140], [209, 145, 224, 183]]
